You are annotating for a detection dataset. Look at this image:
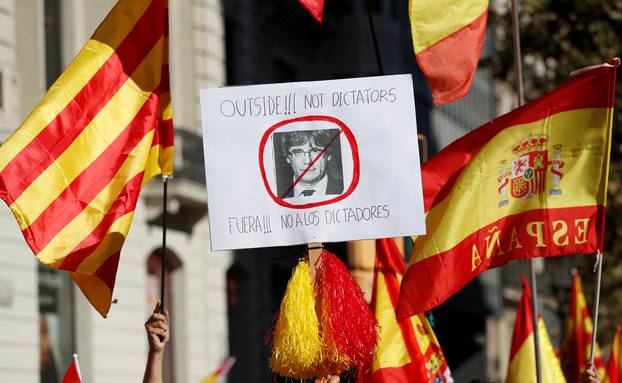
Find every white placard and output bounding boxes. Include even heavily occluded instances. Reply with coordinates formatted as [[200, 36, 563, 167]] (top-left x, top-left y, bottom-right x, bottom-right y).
[[200, 75, 425, 250]]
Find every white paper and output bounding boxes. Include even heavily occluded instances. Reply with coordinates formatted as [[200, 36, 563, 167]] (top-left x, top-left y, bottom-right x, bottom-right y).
[[200, 75, 425, 250]]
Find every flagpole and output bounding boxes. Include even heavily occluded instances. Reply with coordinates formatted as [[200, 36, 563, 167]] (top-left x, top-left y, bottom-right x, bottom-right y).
[[589, 250, 603, 365], [528, 260, 543, 383], [159, 176, 171, 314], [364, 0, 385, 76], [510, 1, 542, 382]]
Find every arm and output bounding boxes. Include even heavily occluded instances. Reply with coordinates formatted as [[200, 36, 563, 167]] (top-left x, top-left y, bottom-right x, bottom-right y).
[[143, 303, 170, 383]]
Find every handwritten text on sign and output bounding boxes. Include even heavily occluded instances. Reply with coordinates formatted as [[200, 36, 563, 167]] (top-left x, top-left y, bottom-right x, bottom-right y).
[[200, 75, 425, 251]]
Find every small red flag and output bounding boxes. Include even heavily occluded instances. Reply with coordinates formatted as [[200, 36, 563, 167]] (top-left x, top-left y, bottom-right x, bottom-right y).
[[298, 0, 324, 24], [561, 271, 606, 381], [61, 354, 83, 383], [605, 326, 621, 383]]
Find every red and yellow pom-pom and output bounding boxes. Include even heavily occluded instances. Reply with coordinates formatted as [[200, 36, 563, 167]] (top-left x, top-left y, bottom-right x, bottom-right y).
[[315, 249, 378, 372], [269, 249, 378, 379], [269, 260, 322, 378]]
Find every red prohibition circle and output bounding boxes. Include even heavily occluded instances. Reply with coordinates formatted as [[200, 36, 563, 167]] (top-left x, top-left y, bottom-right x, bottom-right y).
[[258, 115, 360, 209]]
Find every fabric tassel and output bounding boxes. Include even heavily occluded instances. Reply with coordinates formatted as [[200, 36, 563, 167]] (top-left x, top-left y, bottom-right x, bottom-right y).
[[315, 249, 378, 374], [269, 260, 322, 378]]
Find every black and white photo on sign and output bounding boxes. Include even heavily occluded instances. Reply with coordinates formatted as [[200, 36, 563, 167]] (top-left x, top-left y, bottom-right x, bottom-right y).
[[272, 128, 344, 200]]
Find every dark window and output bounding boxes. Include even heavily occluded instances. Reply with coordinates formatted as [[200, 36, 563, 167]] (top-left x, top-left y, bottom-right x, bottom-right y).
[[44, 0, 62, 87], [39, 265, 75, 383]]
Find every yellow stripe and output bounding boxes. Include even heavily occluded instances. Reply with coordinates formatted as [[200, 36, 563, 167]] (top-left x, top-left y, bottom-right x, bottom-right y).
[[160, 92, 173, 119], [409, 0, 488, 53], [412, 108, 611, 262], [601, 106, 615, 207], [507, 320, 566, 383], [75, 212, 134, 274], [0, 0, 153, 172], [36, 130, 154, 265], [91, 0, 153, 46], [142, 144, 173, 184], [373, 273, 411, 371], [71, 271, 113, 317], [12, 38, 164, 229]]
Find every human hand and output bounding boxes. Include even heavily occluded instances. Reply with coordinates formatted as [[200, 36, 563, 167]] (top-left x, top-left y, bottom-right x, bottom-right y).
[[315, 376, 339, 383], [579, 364, 600, 383], [145, 302, 169, 354]]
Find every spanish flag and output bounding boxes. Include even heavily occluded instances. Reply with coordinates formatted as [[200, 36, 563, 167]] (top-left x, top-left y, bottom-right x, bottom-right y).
[[605, 326, 621, 383], [0, 0, 173, 317], [397, 59, 619, 320], [506, 276, 566, 383], [409, 0, 488, 104], [561, 271, 606, 382], [359, 238, 452, 383]]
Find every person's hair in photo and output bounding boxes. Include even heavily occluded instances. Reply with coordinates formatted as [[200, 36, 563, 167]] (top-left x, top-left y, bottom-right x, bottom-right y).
[[273, 128, 344, 199]]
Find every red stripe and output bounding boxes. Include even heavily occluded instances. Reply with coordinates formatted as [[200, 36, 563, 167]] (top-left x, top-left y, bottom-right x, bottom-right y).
[[59, 171, 144, 272], [0, 0, 165, 204], [94, 251, 121, 293], [509, 276, 534, 358], [23, 94, 158, 254], [417, 9, 488, 105], [153, 118, 174, 148], [397, 205, 604, 319], [376, 238, 407, 275], [367, 364, 421, 383], [421, 64, 616, 212], [160, 65, 170, 93], [374, 239, 429, 381], [382, 270, 429, 380]]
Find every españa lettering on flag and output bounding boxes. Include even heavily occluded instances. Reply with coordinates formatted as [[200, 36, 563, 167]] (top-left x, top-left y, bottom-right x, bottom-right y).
[[396, 58, 619, 320], [561, 271, 606, 382], [358, 238, 452, 383], [604, 326, 621, 383], [409, 0, 489, 104], [0, 0, 173, 317], [506, 276, 566, 383]]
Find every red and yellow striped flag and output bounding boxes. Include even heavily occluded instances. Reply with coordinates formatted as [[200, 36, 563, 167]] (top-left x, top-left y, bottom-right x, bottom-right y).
[[396, 59, 619, 320], [561, 271, 606, 382], [409, 0, 488, 104], [506, 276, 566, 383], [359, 238, 452, 383], [0, 0, 173, 317], [605, 326, 622, 383]]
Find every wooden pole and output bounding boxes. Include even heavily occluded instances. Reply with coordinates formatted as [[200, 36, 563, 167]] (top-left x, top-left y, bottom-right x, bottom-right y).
[[307, 242, 323, 280]]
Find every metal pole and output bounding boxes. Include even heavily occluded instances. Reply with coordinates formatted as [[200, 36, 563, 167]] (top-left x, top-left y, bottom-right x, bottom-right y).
[[365, 0, 385, 76], [510, 0, 525, 106], [511, 1, 541, 381], [528, 260, 543, 383], [159, 176, 170, 314], [589, 251, 603, 365]]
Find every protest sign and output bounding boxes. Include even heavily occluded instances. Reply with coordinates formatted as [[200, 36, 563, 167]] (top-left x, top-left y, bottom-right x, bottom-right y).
[[200, 75, 425, 250]]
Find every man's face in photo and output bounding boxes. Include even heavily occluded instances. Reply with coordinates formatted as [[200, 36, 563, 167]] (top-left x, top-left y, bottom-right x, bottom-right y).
[[286, 140, 330, 185]]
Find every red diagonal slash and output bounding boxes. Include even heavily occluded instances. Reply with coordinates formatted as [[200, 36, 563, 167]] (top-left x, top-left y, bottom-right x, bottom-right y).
[[279, 130, 342, 198]]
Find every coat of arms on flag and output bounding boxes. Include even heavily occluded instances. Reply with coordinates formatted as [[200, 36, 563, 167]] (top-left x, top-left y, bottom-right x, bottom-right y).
[[498, 135, 566, 207]]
